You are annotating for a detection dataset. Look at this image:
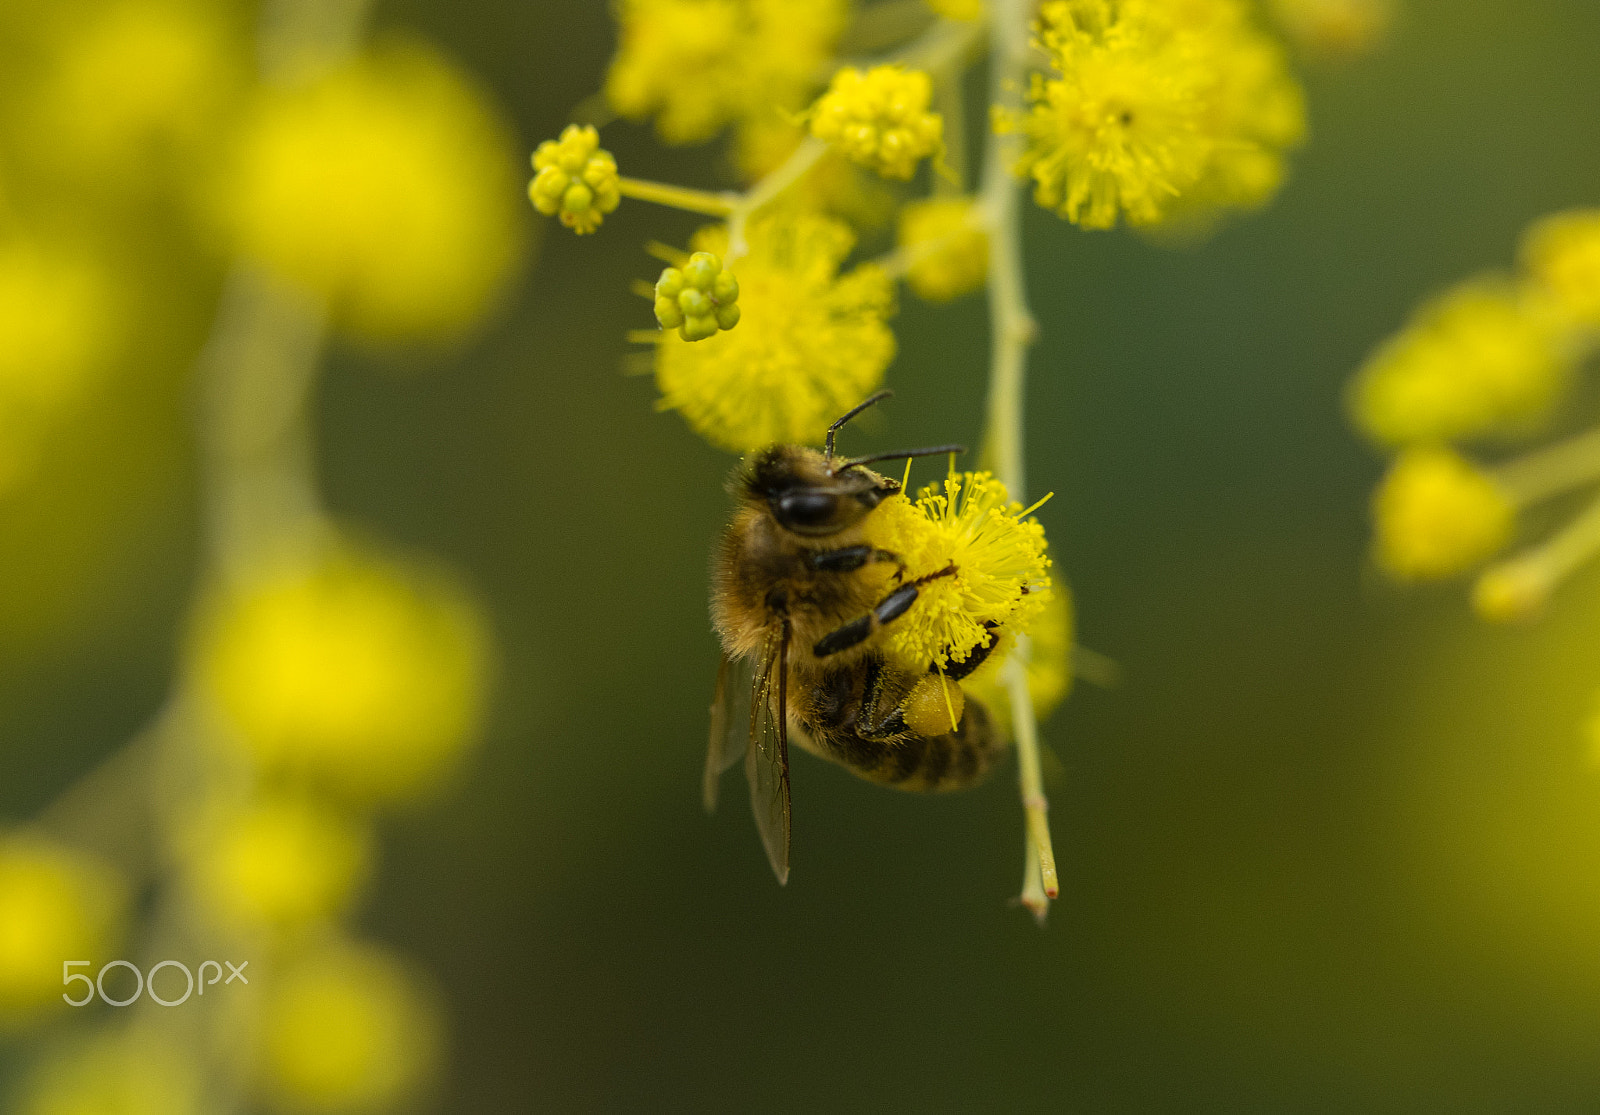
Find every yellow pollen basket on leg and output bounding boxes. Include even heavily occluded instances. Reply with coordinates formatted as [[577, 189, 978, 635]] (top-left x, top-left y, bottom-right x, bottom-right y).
[[904, 674, 966, 736]]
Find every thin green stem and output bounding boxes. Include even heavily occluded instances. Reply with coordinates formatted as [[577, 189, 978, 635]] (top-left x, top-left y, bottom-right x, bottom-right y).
[[891, 15, 987, 72], [198, 266, 329, 573], [869, 208, 984, 278], [981, 0, 1056, 916], [617, 177, 739, 218], [841, 0, 937, 54], [1492, 422, 1600, 507]]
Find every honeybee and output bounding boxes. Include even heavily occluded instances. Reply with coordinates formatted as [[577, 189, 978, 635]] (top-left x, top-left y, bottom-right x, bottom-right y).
[[705, 391, 1007, 883]]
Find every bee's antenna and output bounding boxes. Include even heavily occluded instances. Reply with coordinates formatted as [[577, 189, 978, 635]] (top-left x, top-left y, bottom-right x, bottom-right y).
[[825, 389, 895, 460], [836, 444, 967, 472]]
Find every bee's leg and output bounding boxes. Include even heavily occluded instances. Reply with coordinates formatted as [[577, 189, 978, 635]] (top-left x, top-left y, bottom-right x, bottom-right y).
[[812, 565, 956, 658], [941, 623, 1001, 682], [857, 659, 910, 740], [849, 626, 997, 741], [805, 545, 897, 573]]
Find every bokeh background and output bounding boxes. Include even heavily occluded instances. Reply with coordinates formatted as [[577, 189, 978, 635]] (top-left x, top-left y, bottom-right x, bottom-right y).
[[4, 0, 1600, 1109]]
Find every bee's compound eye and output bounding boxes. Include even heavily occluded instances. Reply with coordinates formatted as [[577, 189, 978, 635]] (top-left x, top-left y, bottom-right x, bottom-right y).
[[776, 489, 841, 532]]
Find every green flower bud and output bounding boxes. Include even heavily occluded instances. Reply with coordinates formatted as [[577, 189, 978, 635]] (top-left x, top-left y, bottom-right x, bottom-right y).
[[681, 315, 719, 341], [655, 296, 684, 330], [652, 254, 740, 341], [563, 182, 593, 213], [655, 268, 684, 299], [678, 288, 711, 317], [530, 125, 620, 234], [683, 252, 721, 290]]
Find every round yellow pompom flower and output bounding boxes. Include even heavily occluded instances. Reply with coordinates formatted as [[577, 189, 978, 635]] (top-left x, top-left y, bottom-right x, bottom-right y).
[[1005, 0, 1305, 231], [196, 546, 492, 804], [228, 42, 522, 342], [606, 0, 847, 145], [1005, 0, 1212, 229], [1520, 208, 1600, 329], [898, 197, 989, 302], [863, 470, 1053, 670], [1161, 4, 1306, 227], [809, 66, 942, 180], [262, 941, 441, 1114], [1371, 446, 1514, 581], [0, 834, 122, 1020], [529, 124, 620, 235], [182, 793, 372, 935], [653, 213, 895, 452], [1351, 279, 1568, 447]]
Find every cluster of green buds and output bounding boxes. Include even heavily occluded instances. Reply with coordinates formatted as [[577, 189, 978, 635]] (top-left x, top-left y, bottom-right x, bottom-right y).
[[529, 125, 620, 235], [654, 252, 740, 341]]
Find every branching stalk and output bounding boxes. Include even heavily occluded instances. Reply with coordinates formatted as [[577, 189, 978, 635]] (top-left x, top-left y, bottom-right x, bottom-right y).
[[726, 137, 829, 261]]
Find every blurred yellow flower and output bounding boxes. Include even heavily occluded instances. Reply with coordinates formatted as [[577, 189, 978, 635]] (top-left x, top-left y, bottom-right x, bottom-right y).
[[262, 941, 442, 1114], [653, 213, 895, 452], [809, 66, 943, 180], [606, 0, 847, 145], [0, 238, 118, 493], [197, 545, 492, 804], [1161, 3, 1306, 228], [863, 470, 1052, 670], [898, 197, 989, 302], [529, 124, 620, 235], [1351, 279, 1568, 447], [963, 584, 1075, 733], [1371, 446, 1514, 581], [33, 0, 241, 185], [1521, 208, 1600, 329], [19, 1027, 203, 1115], [183, 792, 372, 935], [0, 833, 122, 1020], [1268, 0, 1393, 60], [1003, 0, 1305, 230], [1471, 560, 1551, 625], [228, 41, 522, 342]]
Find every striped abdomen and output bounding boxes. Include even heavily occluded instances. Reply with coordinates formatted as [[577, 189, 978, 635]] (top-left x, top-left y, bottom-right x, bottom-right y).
[[792, 657, 1006, 792]]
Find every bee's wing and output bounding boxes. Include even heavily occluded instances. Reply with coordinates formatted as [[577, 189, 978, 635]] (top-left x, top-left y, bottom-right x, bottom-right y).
[[704, 653, 754, 813], [745, 623, 793, 885]]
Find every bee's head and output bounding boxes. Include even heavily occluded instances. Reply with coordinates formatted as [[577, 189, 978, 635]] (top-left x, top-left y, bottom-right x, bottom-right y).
[[744, 445, 898, 537], [737, 391, 967, 537]]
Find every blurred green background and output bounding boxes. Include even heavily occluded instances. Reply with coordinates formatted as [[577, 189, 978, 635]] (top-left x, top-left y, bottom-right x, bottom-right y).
[[6, 0, 1600, 1109]]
